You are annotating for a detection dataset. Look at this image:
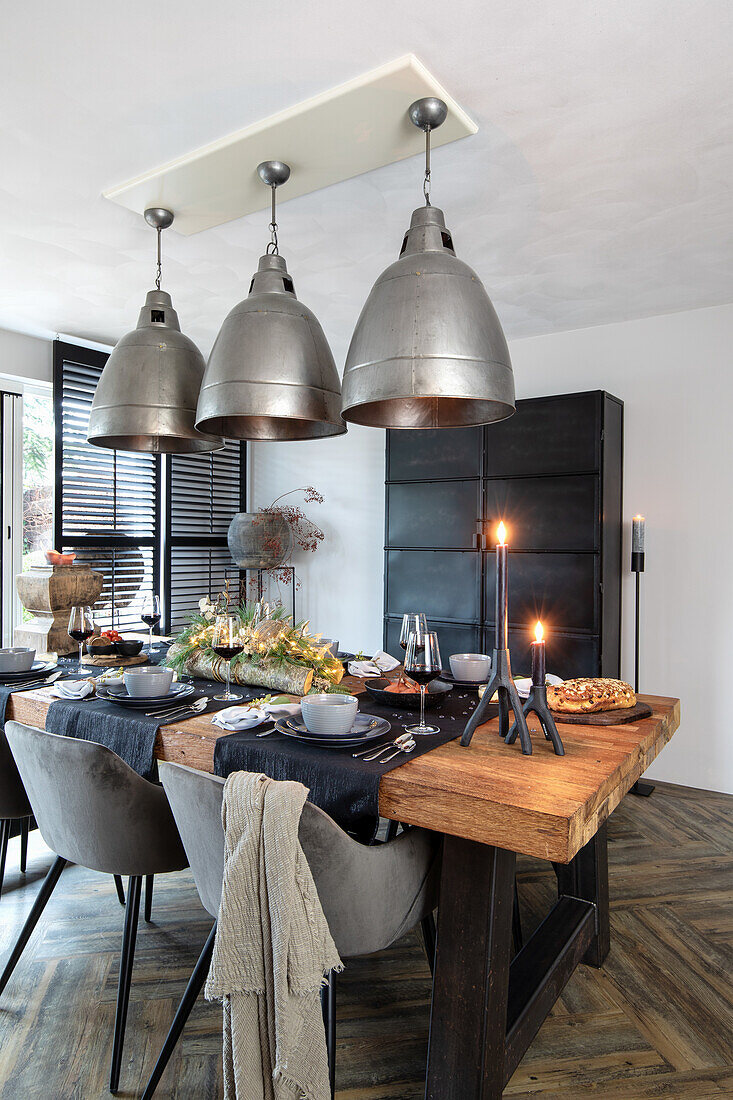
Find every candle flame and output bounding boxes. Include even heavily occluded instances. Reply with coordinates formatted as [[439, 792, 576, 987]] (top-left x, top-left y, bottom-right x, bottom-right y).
[[535, 620, 544, 643], [633, 514, 645, 522], [497, 521, 507, 545]]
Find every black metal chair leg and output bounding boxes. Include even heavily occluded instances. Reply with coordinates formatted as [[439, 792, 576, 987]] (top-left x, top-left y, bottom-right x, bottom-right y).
[[0, 855, 66, 995], [19, 818, 29, 874], [113, 875, 125, 906], [512, 877, 523, 953], [144, 875, 154, 923], [421, 913, 437, 975], [0, 820, 10, 896], [321, 969, 336, 1100], [140, 923, 217, 1100], [109, 875, 142, 1093]]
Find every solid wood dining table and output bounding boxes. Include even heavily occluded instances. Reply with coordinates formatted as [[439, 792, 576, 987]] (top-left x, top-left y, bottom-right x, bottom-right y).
[[7, 679, 680, 1098]]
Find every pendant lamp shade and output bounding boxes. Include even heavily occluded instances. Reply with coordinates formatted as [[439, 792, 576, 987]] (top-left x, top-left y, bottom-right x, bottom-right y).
[[87, 289, 223, 453], [195, 253, 346, 440], [341, 204, 515, 429]]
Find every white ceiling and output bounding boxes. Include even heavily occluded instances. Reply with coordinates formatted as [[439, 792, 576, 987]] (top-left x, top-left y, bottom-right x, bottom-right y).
[[1, 0, 732, 366]]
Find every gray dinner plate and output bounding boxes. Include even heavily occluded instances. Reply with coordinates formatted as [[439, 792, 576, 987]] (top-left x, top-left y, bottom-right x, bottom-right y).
[[0, 660, 57, 682], [100, 682, 196, 708], [274, 713, 390, 748]]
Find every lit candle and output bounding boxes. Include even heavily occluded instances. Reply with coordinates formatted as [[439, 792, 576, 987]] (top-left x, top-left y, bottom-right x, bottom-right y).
[[495, 521, 508, 650], [632, 515, 645, 555], [531, 620, 546, 688]]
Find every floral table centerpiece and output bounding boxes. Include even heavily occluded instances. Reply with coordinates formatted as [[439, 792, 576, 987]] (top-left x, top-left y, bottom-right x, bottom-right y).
[[165, 599, 344, 696]]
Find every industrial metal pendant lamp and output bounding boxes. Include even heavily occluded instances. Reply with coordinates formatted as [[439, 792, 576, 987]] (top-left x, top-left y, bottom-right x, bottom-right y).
[[341, 98, 516, 429], [195, 161, 346, 440], [87, 209, 222, 453]]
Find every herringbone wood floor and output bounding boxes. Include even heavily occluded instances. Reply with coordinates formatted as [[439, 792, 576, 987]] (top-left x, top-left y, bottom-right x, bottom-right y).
[[0, 780, 731, 1098]]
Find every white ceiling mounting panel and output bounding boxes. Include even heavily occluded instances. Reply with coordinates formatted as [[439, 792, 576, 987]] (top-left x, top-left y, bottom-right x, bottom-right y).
[[103, 55, 477, 235]]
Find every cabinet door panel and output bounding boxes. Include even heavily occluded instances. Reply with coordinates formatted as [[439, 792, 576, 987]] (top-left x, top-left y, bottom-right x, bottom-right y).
[[484, 552, 598, 634], [483, 475, 598, 551], [387, 480, 480, 549], [388, 426, 482, 481], [483, 626, 601, 680], [484, 392, 600, 477], [385, 551, 479, 622], [385, 618, 480, 659]]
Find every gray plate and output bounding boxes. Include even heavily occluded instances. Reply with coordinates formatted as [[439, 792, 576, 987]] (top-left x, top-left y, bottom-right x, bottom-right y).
[[0, 660, 57, 682], [100, 682, 196, 708], [274, 713, 390, 748]]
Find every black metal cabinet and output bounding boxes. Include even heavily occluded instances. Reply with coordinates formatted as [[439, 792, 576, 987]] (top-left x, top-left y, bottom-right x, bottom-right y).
[[383, 390, 623, 680]]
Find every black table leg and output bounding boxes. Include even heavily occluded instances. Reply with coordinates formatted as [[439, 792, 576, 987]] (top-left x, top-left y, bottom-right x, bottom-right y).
[[554, 822, 610, 968], [426, 837, 516, 1099]]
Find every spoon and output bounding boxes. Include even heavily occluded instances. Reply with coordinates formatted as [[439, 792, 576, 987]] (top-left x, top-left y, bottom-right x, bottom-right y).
[[355, 732, 412, 760]]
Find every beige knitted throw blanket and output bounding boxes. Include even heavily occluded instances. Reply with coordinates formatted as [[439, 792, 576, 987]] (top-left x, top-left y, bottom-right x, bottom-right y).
[[205, 771, 342, 1100]]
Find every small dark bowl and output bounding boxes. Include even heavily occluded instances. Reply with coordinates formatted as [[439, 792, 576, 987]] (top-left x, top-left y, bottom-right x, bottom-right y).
[[85, 639, 115, 656], [363, 677, 452, 710], [114, 639, 144, 658]]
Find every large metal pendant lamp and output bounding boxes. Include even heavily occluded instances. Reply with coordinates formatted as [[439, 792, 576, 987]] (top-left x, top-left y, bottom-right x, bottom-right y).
[[341, 98, 516, 429], [195, 161, 346, 440], [87, 209, 222, 453]]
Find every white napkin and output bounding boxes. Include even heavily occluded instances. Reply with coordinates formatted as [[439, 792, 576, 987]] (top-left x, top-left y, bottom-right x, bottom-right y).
[[515, 674, 563, 699], [347, 650, 401, 678], [51, 679, 94, 700], [211, 700, 302, 732]]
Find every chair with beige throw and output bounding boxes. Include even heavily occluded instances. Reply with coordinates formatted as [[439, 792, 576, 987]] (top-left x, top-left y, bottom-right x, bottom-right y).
[[0, 722, 188, 1093], [141, 761, 442, 1099]]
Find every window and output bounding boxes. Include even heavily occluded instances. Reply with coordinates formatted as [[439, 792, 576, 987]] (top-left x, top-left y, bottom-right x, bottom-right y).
[[165, 442, 246, 633], [53, 340, 246, 636]]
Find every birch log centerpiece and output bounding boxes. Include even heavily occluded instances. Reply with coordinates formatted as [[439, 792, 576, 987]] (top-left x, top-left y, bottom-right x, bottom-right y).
[[165, 600, 344, 696]]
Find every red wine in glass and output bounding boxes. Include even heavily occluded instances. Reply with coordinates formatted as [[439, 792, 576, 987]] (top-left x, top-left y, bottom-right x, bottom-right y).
[[142, 595, 161, 653], [404, 630, 442, 735], [212, 643, 243, 661], [212, 614, 243, 701], [68, 605, 94, 666]]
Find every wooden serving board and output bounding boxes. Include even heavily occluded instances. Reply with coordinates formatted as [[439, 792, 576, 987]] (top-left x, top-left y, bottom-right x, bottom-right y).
[[549, 701, 653, 725], [82, 653, 148, 668]]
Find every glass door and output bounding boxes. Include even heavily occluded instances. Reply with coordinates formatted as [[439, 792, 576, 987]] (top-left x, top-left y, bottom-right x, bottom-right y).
[[0, 383, 54, 646]]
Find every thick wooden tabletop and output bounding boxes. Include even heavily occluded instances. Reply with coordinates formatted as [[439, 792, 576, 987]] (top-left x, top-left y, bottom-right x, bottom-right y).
[[7, 682, 679, 864]]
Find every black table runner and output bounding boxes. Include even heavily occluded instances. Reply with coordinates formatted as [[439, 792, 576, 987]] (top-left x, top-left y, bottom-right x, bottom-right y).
[[214, 686, 482, 841]]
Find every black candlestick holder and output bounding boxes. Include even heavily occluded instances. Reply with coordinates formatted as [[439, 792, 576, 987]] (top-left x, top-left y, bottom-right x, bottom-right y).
[[461, 647, 532, 752], [507, 683, 565, 756]]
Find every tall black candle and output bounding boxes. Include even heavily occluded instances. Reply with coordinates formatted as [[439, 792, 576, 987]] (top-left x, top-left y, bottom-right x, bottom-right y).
[[495, 522, 508, 650], [531, 621, 546, 687]]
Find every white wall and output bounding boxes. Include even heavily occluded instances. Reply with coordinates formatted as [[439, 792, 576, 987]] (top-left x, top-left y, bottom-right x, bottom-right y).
[[250, 301, 733, 795], [0, 326, 51, 385]]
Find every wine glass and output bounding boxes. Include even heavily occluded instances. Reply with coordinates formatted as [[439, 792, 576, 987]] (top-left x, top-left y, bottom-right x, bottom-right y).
[[399, 613, 427, 653], [211, 613, 243, 702], [142, 594, 161, 654], [68, 605, 94, 667], [404, 630, 442, 735]]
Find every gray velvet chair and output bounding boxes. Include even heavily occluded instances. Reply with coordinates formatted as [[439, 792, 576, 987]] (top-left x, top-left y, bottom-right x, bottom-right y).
[[0, 722, 33, 894], [141, 761, 442, 1100], [0, 721, 188, 1093]]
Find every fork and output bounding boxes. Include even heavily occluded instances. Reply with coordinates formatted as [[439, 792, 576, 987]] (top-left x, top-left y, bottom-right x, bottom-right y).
[[145, 697, 208, 720], [4, 671, 64, 691]]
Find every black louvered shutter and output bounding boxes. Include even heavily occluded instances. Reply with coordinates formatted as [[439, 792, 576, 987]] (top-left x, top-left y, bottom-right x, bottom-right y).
[[53, 339, 161, 631], [164, 441, 246, 633]]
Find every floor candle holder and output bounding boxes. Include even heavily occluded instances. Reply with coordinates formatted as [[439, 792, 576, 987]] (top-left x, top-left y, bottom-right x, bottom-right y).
[[461, 647, 532, 752], [506, 683, 565, 756]]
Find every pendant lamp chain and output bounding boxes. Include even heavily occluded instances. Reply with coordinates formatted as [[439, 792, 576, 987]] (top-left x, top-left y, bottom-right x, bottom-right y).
[[155, 224, 163, 289], [267, 183, 279, 255], [423, 126, 432, 206]]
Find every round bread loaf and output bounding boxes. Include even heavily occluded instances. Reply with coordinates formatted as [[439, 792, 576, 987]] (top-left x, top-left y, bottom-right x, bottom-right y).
[[547, 677, 636, 714]]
